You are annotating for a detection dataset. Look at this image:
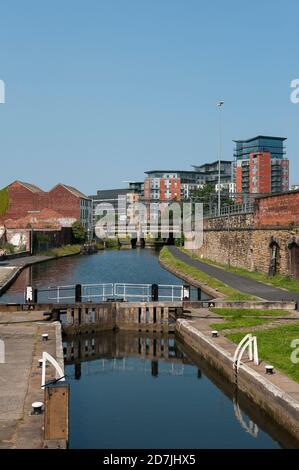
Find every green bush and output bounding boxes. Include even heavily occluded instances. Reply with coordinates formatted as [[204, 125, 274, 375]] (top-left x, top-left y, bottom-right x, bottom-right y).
[[71, 221, 87, 244], [105, 238, 120, 249], [1, 242, 15, 254], [0, 187, 9, 217]]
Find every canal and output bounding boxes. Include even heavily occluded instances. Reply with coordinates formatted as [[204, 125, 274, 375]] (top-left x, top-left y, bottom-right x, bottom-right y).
[[0, 248, 294, 448], [0, 248, 209, 303]]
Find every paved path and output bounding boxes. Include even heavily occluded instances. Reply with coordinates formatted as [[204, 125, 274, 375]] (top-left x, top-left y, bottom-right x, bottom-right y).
[[0, 255, 52, 268], [0, 255, 53, 295], [169, 246, 299, 305], [0, 312, 58, 448]]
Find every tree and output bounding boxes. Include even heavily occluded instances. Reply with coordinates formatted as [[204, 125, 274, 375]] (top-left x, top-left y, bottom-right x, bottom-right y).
[[72, 221, 87, 244], [190, 183, 215, 204]]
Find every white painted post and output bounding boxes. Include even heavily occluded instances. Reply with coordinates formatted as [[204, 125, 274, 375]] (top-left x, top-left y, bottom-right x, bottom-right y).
[[253, 336, 259, 365], [248, 337, 253, 361]]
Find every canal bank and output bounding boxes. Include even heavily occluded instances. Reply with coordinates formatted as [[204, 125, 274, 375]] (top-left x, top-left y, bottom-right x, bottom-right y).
[[165, 246, 299, 305], [0, 311, 66, 448], [1, 247, 299, 448], [0, 246, 82, 297], [176, 317, 299, 443]]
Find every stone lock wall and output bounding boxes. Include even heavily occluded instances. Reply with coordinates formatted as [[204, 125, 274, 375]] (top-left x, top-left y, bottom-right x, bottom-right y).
[[192, 192, 299, 277]]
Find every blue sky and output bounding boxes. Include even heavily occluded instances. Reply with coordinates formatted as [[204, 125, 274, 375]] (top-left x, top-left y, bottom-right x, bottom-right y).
[[0, 0, 298, 194]]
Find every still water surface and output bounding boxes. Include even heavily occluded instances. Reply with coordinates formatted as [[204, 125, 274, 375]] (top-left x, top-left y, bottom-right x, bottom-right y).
[[65, 331, 284, 449], [0, 249, 292, 448], [1, 248, 207, 303]]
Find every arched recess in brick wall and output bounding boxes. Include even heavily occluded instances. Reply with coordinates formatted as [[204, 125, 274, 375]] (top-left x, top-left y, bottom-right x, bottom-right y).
[[269, 237, 280, 277], [287, 237, 299, 280]]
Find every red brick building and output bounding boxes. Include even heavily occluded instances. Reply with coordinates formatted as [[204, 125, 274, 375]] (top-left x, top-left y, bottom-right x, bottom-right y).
[[0, 181, 92, 233], [4, 208, 75, 252]]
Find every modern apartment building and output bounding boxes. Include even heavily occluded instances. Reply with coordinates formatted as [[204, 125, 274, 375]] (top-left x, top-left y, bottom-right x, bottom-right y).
[[144, 162, 233, 202], [144, 170, 197, 202], [233, 136, 289, 196], [89, 185, 143, 230], [192, 160, 233, 186]]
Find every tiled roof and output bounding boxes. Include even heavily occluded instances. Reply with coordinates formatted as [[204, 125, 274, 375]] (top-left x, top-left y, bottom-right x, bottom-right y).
[[51, 183, 90, 200], [13, 181, 43, 193]]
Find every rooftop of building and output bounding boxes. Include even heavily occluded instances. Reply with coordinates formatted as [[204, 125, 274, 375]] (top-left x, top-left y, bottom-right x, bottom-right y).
[[5, 180, 90, 199], [233, 135, 287, 143], [12, 181, 43, 193], [145, 170, 197, 175], [90, 188, 130, 198]]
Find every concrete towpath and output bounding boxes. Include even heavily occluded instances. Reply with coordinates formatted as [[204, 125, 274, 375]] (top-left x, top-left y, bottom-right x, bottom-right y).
[[169, 246, 299, 306], [0, 255, 54, 296], [0, 311, 62, 448]]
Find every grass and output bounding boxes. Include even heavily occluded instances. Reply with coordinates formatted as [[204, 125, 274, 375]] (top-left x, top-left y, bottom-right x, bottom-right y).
[[160, 246, 257, 301], [209, 308, 290, 331], [227, 323, 299, 383], [210, 317, 271, 331], [180, 248, 299, 293], [209, 308, 290, 318], [37, 244, 81, 257]]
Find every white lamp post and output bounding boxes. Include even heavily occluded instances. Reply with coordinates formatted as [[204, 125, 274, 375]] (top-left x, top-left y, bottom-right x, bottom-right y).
[[217, 100, 224, 216]]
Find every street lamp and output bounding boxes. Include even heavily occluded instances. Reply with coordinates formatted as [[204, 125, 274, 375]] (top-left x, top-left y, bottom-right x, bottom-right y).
[[217, 100, 224, 216]]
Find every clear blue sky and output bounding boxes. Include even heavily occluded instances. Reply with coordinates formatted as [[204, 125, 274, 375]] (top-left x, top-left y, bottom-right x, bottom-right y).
[[0, 0, 298, 194]]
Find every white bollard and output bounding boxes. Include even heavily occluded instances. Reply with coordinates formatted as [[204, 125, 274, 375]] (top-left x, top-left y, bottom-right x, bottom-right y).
[[31, 401, 44, 415], [265, 365, 274, 375]]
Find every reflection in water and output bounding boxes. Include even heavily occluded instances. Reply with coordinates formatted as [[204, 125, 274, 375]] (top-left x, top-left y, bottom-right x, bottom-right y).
[[233, 396, 259, 438], [64, 331, 283, 449]]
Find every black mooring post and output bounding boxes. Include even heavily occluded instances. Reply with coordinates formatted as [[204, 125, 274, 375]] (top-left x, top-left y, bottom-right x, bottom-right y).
[[33, 288, 38, 303], [151, 283, 159, 301], [75, 284, 82, 303], [197, 287, 202, 301]]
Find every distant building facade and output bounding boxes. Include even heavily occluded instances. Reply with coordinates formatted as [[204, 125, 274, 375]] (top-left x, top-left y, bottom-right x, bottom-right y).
[[192, 160, 233, 187], [233, 136, 289, 197], [144, 162, 233, 202], [0, 181, 92, 233], [89, 186, 143, 231]]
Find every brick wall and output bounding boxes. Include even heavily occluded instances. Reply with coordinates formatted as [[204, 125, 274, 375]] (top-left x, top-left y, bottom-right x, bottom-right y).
[[192, 192, 299, 277], [254, 190, 299, 228], [47, 185, 80, 220], [0, 182, 81, 224]]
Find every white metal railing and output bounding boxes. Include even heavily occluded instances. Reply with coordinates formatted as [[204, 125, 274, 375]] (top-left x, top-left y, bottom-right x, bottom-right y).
[[82, 283, 114, 301], [158, 284, 185, 301], [35, 282, 187, 303], [114, 283, 152, 301], [41, 352, 65, 389], [47, 285, 75, 302], [233, 334, 259, 372]]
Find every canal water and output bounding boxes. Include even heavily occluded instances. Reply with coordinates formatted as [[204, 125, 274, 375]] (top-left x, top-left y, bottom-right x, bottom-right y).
[[65, 331, 287, 449], [0, 248, 293, 448], [0, 248, 209, 303]]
